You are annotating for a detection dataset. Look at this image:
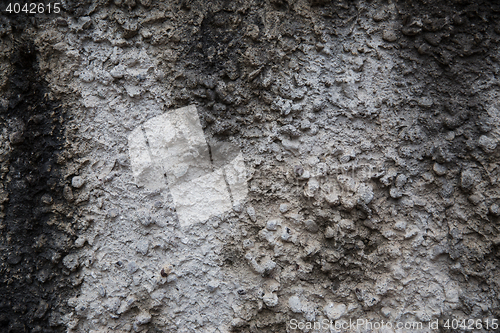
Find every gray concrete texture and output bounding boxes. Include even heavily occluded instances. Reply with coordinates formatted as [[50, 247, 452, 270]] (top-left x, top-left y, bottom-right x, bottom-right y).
[[1, 0, 500, 332]]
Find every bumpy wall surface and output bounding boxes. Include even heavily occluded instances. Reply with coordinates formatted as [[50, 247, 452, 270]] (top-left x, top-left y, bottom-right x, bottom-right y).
[[1, 0, 500, 332]]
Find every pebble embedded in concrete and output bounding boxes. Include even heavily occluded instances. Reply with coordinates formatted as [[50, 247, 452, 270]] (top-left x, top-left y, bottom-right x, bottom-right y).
[[395, 174, 407, 188], [71, 176, 85, 188], [247, 206, 257, 222], [263, 293, 279, 307], [62, 254, 79, 271], [324, 303, 347, 320], [288, 295, 303, 313], [433, 163, 447, 176], [41, 194, 53, 205], [304, 220, 319, 233], [266, 219, 280, 231], [127, 262, 138, 274], [63, 185, 74, 202], [281, 226, 293, 242], [207, 280, 219, 292], [279, 203, 289, 213], [382, 29, 398, 42], [108, 208, 119, 218], [135, 311, 152, 326], [490, 204, 500, 216], [478, 135, 497, 153], [325, 226, 335, 239], [390, 187, 403, 199]]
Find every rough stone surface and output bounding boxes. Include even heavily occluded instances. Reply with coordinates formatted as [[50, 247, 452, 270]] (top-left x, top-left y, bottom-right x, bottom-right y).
[[1, 0, 500, 332]]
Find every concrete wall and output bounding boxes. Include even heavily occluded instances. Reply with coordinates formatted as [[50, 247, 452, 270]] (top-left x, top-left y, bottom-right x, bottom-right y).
[[1, 0, 499, 332]]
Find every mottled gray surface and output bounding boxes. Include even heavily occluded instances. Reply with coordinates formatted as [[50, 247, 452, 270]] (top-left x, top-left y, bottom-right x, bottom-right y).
[[1, 0, 500, 332]]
